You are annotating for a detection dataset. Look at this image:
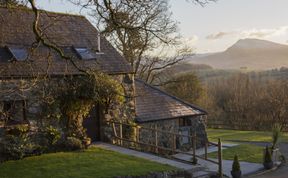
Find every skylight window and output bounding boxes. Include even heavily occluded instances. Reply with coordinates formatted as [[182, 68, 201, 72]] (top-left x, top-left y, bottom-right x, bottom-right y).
[[74, 47, 97, 60], [7, 47, 28, 61]]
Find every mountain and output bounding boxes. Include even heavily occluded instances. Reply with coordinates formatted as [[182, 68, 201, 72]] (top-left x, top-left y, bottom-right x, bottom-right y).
[[187, 39, 288, 70]]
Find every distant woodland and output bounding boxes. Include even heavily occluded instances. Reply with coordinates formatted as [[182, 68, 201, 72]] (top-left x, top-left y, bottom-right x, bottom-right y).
[[162, 64, 288, 131]]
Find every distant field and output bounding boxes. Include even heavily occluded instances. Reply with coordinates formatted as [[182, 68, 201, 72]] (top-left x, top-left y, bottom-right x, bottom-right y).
[[207, 128, 288, 143]]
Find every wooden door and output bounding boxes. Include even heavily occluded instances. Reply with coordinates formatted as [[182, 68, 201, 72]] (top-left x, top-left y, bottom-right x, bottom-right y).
[[83, 105, 101, 142]]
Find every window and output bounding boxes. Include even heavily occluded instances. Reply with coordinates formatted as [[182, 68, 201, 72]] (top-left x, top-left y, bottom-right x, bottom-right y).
[[179, 118, 191, 127], [0, 100, 26, 125], [7, 47, 28, 61], [73, 47, 97, 60]]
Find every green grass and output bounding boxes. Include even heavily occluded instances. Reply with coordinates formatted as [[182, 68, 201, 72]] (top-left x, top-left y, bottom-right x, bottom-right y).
[[207, 128, 288, 143], [206, 128, 288, 163], [0, 147, 175, 178], [208, 144, 264, 163]]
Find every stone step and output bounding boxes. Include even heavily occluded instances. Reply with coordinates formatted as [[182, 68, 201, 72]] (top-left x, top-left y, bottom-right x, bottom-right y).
[[192, 171, 211, 178]]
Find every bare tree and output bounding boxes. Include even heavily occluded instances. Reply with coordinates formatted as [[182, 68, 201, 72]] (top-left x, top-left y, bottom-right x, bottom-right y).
[[72, 0, 178, 69], [70, 0, 214, 84]]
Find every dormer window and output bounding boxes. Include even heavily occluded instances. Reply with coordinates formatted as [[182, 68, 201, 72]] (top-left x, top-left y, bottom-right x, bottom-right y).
[[73, 47, 97, 60], [7, 46, 28, 61]]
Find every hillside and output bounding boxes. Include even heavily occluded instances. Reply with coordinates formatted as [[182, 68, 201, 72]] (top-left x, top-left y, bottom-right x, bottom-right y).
[[187, 38, 288, 70]]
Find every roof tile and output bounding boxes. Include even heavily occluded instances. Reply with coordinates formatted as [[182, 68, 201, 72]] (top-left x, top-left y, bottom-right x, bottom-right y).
[[135, 79, 207, 123], [0, 7, 133, 77]]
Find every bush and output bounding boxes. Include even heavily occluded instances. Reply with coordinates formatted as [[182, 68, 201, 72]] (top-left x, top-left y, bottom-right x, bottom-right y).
[[0, 135, 28, 160], [122, 122, 136, 139], [32, 126, 62, 153], [232, 155, 241, 172], [264, 146, 272, 163], [63, 137, 84, 151], [0, 134, 44, 161], [0, 124, 45, 161], [279, 155, 286, 163], [271, 123, 282, 150], [5, 124, 29, 136], [42, 126, 61, 146]]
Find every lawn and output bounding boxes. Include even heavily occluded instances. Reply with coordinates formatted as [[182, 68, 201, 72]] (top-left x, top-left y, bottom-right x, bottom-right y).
[[207, 128, 288, 143], [0, 147, 176, 178], [206, 128, 288, 163], [208, 144, 264, 163]]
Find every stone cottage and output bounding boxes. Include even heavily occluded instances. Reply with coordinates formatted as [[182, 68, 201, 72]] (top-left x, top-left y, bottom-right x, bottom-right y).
[[135, 79, 207, 150], [0, 7, 207, 151]]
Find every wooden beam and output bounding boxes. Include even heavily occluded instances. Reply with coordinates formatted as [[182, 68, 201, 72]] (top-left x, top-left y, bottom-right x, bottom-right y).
[[155, 125, 158, 153], [192, 132, 197, 164], [218, 138, 223, 178]]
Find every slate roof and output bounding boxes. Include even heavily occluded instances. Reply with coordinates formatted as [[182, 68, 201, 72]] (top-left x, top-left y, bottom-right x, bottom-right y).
[[135, 79, 207, 123], [0, 7, 133, 78]]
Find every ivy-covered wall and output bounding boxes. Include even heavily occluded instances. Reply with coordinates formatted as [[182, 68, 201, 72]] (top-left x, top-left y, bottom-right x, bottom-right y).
[[102, 73, 136, 141], [0, 74, 208, 156], [0, 73, 136, 142]]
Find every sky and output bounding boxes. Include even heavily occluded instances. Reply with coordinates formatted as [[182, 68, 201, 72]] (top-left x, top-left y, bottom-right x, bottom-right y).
[[36, 0, 288, 54]]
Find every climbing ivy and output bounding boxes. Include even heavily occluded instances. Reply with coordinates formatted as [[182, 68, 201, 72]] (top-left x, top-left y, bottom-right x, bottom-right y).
[[41, 71, 124, 142]]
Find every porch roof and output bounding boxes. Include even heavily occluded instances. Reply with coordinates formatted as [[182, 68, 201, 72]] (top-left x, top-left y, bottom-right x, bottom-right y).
[[135, 79, 207, 123]]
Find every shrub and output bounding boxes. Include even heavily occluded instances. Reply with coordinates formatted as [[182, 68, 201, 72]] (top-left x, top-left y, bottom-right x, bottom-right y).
[[264, 146, 272, 163], [232, 155, 241, 172], [0, 124, 45, 161], [0, 135, 27, 160], [63, 137, 84, 151], [271, 123, 282, 151], [122, 121, 136, 139], [42, 126, 61, 146], [23, 142, 44, 157], [33, 126, 61, 153], [5, 124, 29, 136], [279, 155, 286, 163]]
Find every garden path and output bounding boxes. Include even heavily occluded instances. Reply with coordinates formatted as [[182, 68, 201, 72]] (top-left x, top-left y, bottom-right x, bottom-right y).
[[92, 142, 199, 170]]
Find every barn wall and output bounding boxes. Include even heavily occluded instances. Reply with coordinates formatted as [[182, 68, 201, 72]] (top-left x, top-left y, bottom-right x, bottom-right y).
[[138, 116, 208, 153], [0, 74, 136, 142]]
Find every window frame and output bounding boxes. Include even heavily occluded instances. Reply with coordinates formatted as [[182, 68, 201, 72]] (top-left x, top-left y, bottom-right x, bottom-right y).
[[73, 46, 98, 60], [6, 46, 28, 61], [178, 118, 192, 127], [1, 100, 27, 124]]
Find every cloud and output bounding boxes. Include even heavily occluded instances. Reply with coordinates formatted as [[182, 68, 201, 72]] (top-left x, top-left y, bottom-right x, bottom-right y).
[[242, 26, 288, 38], [181, 36, 199, 46], [206, 26, 288, 40], [206, 31, 237, 40]]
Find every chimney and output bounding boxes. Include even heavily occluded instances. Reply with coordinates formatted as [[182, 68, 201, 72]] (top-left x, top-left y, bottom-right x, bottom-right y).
[[97, 33, 101, 52]]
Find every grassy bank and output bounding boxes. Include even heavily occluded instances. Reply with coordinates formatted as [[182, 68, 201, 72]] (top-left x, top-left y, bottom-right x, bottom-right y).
[[208, 144, 263, 163], [206, 128, 288, 163], [0, 147, 175, 178]]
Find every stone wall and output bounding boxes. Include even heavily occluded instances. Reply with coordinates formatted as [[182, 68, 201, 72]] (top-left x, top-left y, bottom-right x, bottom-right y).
[[0, 79, 45, 126], [107, 74, 136, 123], [99, 73, 137, 142], [114, 170, 194, 178], [0, 75, 208, 153], [138, 116, 208, 153], [0, 74, 136, 142]]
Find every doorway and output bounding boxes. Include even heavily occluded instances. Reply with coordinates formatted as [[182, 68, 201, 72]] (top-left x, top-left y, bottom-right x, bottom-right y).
[[82, 105, 101, 142]]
